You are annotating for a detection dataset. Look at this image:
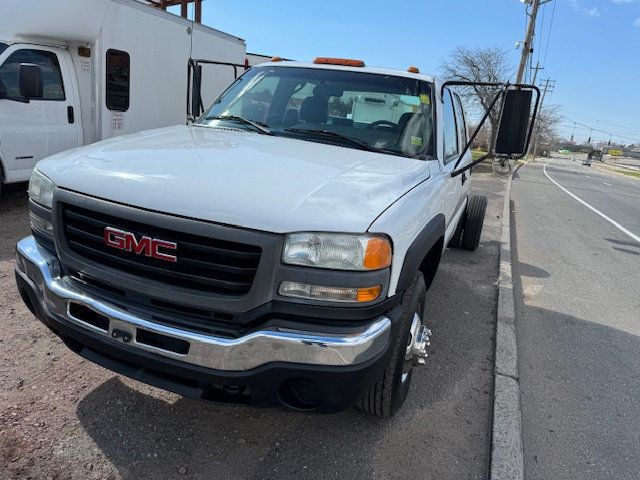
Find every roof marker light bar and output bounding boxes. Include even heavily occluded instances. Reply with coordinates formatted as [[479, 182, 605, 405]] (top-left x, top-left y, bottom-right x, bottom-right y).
[[314, 57, 365, 67]]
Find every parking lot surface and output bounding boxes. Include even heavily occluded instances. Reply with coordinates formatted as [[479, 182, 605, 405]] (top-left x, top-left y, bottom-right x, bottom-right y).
[[1, 167, 505, 480]]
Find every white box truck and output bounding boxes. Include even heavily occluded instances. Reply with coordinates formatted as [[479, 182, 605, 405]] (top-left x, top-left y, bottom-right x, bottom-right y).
[[0, 0, 246, 192]]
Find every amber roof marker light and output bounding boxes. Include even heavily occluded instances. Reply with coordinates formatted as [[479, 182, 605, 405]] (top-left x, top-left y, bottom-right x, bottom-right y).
[[314, 57, 366, 67], [407, 66, 420, 73]]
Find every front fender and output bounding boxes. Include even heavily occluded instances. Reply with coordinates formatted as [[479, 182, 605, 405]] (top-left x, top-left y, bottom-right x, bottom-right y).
[[367, 171, 447, 296]]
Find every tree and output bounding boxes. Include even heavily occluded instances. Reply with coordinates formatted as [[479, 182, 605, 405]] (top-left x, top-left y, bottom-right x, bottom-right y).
[[536, 105, 562, 145], [440, 46, 513, 147], [531, 105, 562, 155]]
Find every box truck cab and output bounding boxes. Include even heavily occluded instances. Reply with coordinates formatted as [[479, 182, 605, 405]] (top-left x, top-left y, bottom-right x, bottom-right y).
[[0, 0, 246, 193]]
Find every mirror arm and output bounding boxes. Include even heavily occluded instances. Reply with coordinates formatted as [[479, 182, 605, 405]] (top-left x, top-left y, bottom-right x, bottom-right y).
[[451, 154, 491, 178], [451, 89, 503, 174]]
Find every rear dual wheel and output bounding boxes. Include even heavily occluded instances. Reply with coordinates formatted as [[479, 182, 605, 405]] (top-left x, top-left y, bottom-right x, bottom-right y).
[[449, 194, 488, 251]]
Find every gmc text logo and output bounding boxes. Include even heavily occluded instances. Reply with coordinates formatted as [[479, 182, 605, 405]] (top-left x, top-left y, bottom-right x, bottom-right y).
[[103, 227, 178, 263]]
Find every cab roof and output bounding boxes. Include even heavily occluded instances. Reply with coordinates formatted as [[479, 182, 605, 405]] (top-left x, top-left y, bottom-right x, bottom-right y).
[[256, 60, 436, 84]]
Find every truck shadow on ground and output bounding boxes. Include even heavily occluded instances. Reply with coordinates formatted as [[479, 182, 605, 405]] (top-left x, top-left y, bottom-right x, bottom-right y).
[[74, 249, 498, 480]]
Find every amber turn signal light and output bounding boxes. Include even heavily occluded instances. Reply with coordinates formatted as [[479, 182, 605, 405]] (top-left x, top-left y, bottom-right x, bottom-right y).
[[364, 237, 392, 270], [356, 285, 382, 303]]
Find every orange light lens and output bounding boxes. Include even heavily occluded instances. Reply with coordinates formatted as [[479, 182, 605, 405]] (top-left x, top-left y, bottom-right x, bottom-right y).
[[364, 237, 392, 270], [314, 57, 365, 67], [271, 56, 283, 62], [356, 285, 382, 303], [407, 66, 420, 73]]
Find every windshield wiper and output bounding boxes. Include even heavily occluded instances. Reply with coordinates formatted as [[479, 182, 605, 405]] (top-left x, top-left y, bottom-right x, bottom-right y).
[[284, 128, 382, 153], [205, 115, 271, 135]]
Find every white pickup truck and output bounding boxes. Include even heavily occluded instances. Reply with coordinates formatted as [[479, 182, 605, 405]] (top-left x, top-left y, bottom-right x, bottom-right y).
[[15, 58, 537, 416]]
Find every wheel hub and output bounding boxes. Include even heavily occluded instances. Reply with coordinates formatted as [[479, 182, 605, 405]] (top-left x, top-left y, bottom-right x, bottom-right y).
[[405, 313, 431, 366]]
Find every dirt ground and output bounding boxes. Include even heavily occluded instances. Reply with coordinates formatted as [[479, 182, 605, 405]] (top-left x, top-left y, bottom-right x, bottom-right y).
[[0, 167, 505, 480]]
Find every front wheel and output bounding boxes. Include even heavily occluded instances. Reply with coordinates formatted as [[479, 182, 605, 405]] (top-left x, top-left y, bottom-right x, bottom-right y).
[[358, 273, 430, 417]]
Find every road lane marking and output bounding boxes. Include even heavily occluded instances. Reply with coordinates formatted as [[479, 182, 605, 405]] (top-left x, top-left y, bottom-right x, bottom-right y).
[[544, 163, 640, 244]]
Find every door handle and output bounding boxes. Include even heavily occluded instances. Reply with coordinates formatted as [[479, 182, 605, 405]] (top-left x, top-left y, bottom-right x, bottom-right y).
[[67, 106, 75, 124]]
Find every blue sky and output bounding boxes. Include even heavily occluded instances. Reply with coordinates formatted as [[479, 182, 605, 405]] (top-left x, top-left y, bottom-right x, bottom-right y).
[[176, 0, 640, 145]]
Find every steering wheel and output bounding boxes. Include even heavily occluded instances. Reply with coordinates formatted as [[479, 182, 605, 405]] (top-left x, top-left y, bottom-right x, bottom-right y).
[[367, 120, 397, 130]]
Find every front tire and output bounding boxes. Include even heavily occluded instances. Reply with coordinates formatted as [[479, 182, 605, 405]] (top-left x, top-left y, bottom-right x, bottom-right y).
[[358, 273, 428, 417]]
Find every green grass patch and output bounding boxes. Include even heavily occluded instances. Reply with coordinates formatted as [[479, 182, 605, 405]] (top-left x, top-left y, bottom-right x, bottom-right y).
[[616, 169, 640, 179], [472, 150, 488, 161]]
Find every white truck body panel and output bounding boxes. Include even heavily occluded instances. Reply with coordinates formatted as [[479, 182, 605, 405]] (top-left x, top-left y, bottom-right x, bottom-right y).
[[0, 0, 246, 183], [36, 124, 431, 235]]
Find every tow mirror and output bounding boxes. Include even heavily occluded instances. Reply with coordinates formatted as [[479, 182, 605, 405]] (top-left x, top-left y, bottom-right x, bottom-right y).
[[442, 81, 540, 178], [19, 63, 43, 100], [494, 89, 533, 156]]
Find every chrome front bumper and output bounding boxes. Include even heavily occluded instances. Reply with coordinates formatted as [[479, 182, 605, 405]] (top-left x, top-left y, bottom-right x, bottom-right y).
[[15, 236, 392, 372]]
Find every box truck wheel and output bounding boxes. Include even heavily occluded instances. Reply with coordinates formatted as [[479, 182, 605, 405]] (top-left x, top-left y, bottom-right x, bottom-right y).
[[358, 272, 427, 417]]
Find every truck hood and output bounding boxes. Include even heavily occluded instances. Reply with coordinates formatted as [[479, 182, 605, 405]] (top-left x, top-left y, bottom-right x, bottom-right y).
[[37, 125, 430, 233]]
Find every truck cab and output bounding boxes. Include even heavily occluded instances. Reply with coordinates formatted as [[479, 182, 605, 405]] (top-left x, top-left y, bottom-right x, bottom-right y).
[[0, 41, 82, 185], [14, 58, 535, 416]]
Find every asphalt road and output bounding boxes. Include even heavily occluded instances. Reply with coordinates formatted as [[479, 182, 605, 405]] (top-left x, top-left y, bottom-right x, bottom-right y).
[[511, 156, 640, 480], [1, 167, 504, 480]]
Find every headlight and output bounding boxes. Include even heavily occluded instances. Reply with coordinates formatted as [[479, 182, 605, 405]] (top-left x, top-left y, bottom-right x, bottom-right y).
[[282, 233, 392, 271], [28, 169, 55, 208]]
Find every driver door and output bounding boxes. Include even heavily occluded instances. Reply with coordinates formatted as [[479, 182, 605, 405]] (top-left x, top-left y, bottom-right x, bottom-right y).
[[0, 45, 81, 183]]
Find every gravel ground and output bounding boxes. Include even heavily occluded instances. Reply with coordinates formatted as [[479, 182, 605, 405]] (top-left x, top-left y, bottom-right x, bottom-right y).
[[0, 167, 505, 480]]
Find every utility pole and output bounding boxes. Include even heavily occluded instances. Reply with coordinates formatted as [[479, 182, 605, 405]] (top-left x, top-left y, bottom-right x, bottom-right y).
[[516, 0, 541, 84], [531, 62, 544, 84], [529, 78, 555, 160], [516, 0, 554, 84]]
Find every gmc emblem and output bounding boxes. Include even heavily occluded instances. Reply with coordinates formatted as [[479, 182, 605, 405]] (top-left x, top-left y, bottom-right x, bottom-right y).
[[103, 226, 177, 263]]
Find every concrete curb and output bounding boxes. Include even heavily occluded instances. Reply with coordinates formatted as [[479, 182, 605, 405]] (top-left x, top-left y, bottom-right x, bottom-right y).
[[490, 165, 523, 480]]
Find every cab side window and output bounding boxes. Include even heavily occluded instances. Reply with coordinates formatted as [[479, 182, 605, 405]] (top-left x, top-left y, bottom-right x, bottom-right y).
[[453, 93, 468, 150], [443, 89, 459, 162], [0, 49, 65, 101]]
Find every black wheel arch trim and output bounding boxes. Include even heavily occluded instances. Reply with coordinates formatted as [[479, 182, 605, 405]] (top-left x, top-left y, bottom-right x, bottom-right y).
[[395, 213, 445, 292]]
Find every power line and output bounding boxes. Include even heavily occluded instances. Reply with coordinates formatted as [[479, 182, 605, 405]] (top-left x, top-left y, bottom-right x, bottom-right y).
[[559, 120, 640, 144], [535, 1, 546, 69], [562, 111, 640, 132], [542, 0, 556, 68]]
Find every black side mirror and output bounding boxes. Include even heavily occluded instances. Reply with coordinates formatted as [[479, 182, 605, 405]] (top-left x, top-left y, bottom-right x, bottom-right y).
[[19, 63, 43, 100], [494, 89, 534, 156]]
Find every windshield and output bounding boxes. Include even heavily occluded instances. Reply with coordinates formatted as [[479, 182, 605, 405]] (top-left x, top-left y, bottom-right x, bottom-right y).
[[0, 42, 8, 56], [198, 66, 434, 158]]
